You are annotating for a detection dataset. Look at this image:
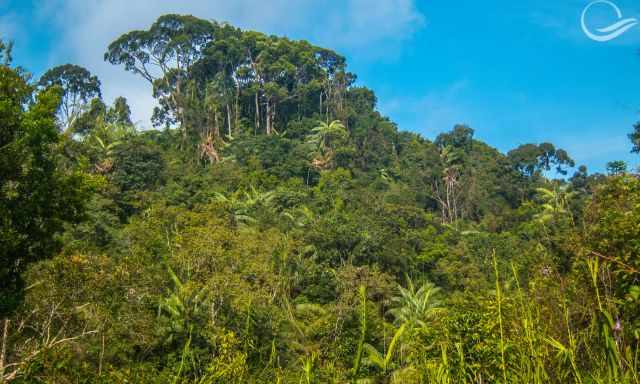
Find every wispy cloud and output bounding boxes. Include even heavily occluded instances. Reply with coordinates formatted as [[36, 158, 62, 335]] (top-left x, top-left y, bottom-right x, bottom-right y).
[[379, 79, 472, 138]]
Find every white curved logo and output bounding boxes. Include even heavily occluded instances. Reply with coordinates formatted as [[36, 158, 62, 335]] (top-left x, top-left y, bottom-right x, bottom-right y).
[[581, 0, 638, 42]]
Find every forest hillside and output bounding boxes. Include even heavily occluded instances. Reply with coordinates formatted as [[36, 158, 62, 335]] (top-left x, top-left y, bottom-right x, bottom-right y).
[[1, 16, 639, 383]]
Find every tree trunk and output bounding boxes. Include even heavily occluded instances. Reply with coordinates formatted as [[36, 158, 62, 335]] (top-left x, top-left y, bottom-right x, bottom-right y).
[[272, 102, 277, 134], [174, 78, 186, 141], [326, 80, 332, 123], [1, 319, 8, 383], [235, 83, 240, 133], [213, 106, 220, 139], [265, 98, 272, 135], [226, 104, 232, 138], [254, 92, 260, 135]]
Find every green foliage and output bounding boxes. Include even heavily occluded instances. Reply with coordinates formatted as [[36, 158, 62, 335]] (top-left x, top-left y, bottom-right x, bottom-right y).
[[110, 135, 166, 217], [38, 64, 102, 129], [306, 120, 349, 170], [0, 61, 93, 315], [388, 278, 443, 330], [3, 21, 639, 384], [0, 39, 13, 65], [363, 323, 407, 375], [584, 175, 640, 336], [352, 285, 367, 378], [508, 142, 575, 177], [606, 160, 628, 176], [630, 121, 640, 154]]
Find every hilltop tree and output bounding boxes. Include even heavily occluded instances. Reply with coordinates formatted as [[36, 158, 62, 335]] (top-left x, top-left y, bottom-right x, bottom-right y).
[[38, 64, 101, 130], [104, 14, 216, 133], [508, 142, 575, 177], [0, 40, 12, 65], [606, 160, 627, 176], [434, 124, 474, 151], [430, 125, 474, 224], [630, 121, 640, 154], [106, 15, 351, 148], [107, 96, 133, 126], [69, 96, 134, 138]]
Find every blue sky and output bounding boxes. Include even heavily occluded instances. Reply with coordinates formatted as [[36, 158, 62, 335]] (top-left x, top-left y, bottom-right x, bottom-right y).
[[2, 0, 639, 173]]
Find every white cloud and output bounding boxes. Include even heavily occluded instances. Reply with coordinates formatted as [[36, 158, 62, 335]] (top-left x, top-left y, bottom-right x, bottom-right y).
[[322, 0, 425, 47], [34, 0, 425, 128]]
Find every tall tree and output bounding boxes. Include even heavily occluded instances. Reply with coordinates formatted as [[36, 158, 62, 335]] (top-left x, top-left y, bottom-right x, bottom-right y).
[[1, 54, 92, 315], [107, 96, 133, 126], [306, 120, 348, 169], [0, 40, 12, 65], [432, 125, 474, 224], [508, 142, 575, 177], [106, 15, 350, 142], [104, 14, 216, 134], [606, 160, 627, 176], [37, 64, 101, 131], [434, 124, 474, 152], [629, 121, 640, 154]]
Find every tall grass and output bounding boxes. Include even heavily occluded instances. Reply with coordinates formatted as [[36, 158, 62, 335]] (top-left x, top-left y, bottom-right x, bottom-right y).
[[352, 285, 367, 379], [492, 251, 507, 383], [414, 255, 640, 384]]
